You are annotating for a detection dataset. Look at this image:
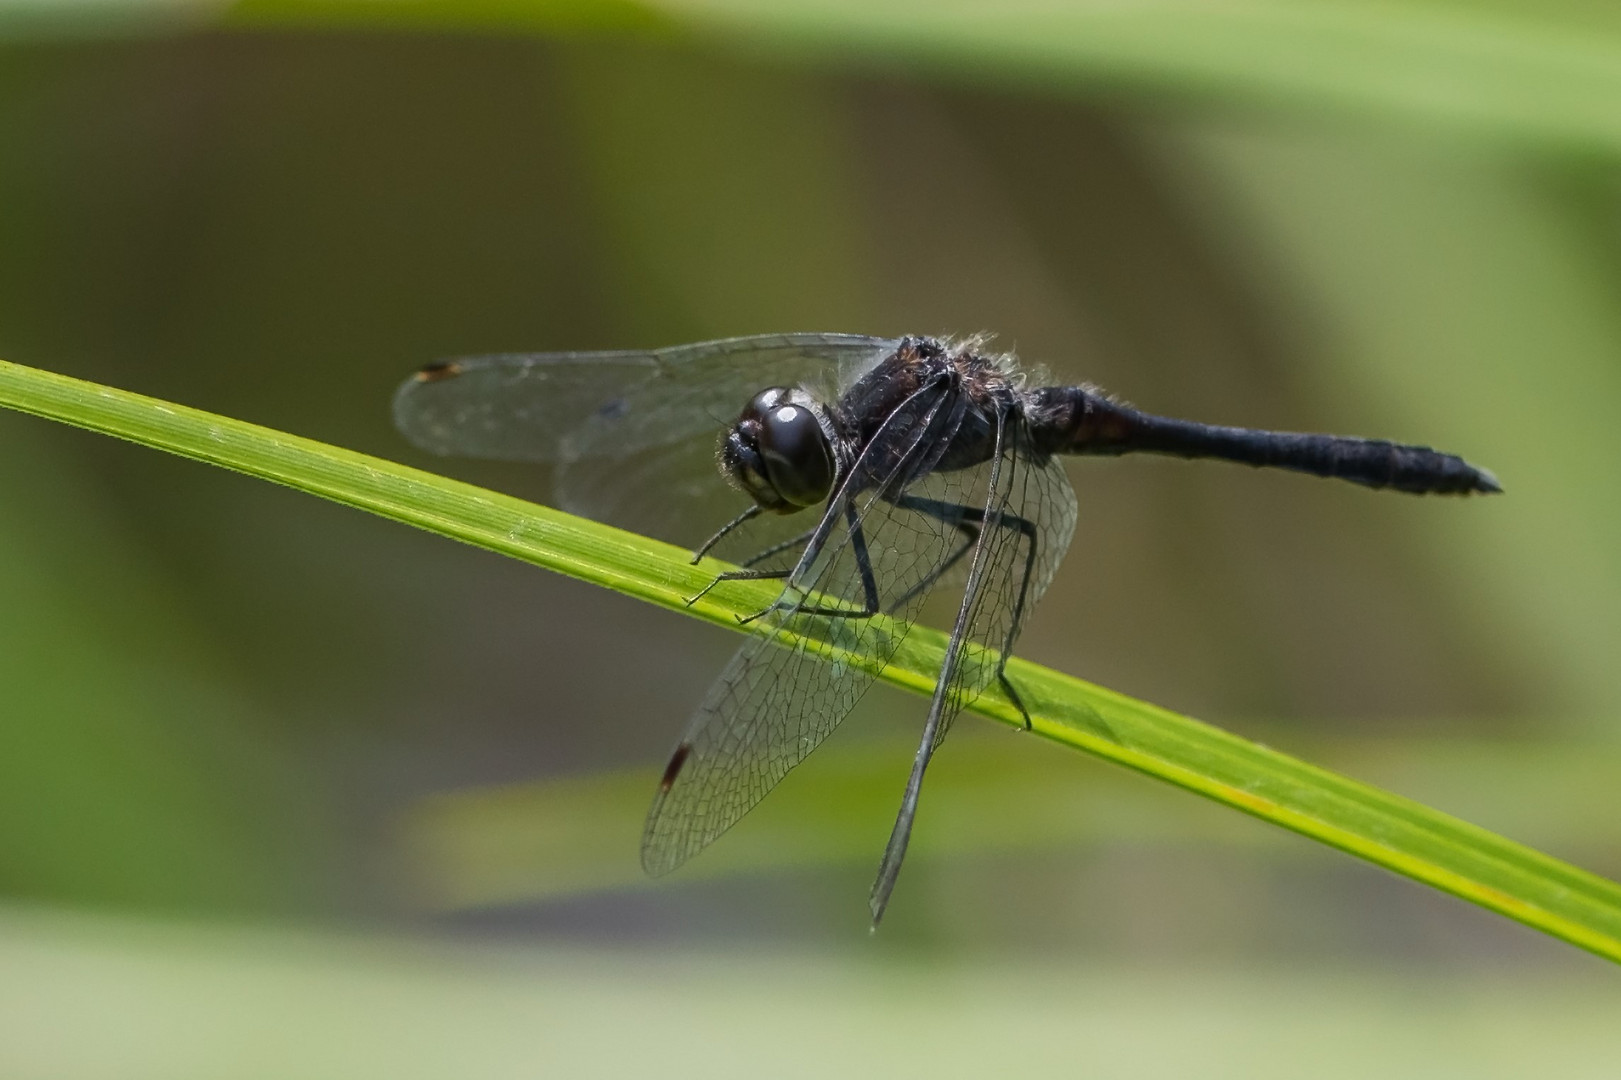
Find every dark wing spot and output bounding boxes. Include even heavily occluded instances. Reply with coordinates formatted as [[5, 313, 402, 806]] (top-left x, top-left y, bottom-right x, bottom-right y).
[[415, 361, 464, 383], [659, 742, 692, 794]]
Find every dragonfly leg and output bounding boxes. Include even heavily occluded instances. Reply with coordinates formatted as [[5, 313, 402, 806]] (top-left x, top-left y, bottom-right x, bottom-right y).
[[683, 565, 789, 610], [885, 495, 981, 613], [994, 514, 1040, 730], [998, 671, 1034, 731], [706, 501, 883, 625], [684, 526, 816, 608], [690, 504, 762, 565], [892, 494, 1040, 729], [739, 526, 819, 571], [770, 500, 880, 620]]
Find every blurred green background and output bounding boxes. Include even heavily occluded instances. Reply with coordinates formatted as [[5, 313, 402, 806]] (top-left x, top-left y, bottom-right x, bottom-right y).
[[1, 1, 1620, 1075]]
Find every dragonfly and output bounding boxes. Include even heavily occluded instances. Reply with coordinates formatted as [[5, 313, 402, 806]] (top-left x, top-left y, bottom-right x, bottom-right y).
[[393, 332, 1500, 925]]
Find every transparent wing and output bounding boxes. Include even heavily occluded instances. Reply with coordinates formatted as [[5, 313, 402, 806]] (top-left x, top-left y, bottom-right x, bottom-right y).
[[554, 334, 899, 540], [926, 430, 1077, 748], [555, 333, 898, 460], [867, 420, 1078, 923], [392, 332, 898, 543], [393, 351, 652, 463], [640, 381, 968, 876]]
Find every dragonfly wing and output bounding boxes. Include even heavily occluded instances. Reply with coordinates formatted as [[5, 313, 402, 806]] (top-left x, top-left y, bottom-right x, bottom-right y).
[[639, 574, 895, 877], [556, 334, 896, 539], [393, 333, 896, 463], [868, 415, 1077, 923], [392, 350, 658, 463], [641, 378, 967, 876], [394, 333, 899, 543], [924, 428, 1077, 747]]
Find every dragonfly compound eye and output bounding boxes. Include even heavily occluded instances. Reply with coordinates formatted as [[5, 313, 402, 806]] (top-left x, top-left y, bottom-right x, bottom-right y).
[[720, 419, 785, 512], [721, 387, 834, 512], [757, 402, 835, 508]]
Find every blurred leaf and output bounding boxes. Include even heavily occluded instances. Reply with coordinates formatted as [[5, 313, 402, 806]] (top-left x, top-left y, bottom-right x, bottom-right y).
[[1151, 122, 1621, 722], [4, 907, 1620, 1079], [183, 0, 1621, 158], [0, 419, 322, 913], [12, 2, 1621, 151], [402, 732, 1621, 909], [1, 358, 1619, 961], [13, 1, 1621, 155], [556, 40, 881, 342]]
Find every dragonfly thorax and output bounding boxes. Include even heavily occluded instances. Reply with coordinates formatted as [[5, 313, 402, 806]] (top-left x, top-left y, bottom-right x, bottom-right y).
[[720, 386, 839, 513]]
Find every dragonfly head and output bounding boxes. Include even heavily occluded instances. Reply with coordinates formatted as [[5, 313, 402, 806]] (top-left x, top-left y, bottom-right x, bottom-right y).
[[721, 387, 837, 513]]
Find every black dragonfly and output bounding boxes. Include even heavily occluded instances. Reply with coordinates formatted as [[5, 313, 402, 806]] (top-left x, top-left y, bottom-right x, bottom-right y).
[[393, 333, 1499, 925]]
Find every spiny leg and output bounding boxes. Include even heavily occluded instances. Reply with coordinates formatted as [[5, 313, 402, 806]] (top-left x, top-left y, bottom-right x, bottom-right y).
[[892, 494, 1040, 729], [683, 524, 819, 607], [992, 512, 1040, 730], [683, 564, 791, 609], [690, 504, 761, 565], [689, 500, 883, 624], [883, 494, 980, 613], [759, 500, 881, 622], [740, 526, 819, 570], [680, 525, 829, 609]]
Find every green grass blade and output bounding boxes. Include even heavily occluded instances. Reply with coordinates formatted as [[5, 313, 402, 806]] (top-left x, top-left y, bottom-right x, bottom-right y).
[[1, 356, 1618, 962]]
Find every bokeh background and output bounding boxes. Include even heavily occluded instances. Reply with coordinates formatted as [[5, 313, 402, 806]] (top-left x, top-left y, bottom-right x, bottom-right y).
[[0, 2, 1619, 1075]]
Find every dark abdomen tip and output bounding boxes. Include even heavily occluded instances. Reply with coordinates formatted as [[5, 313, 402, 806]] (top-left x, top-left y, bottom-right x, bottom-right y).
[[1472, 466, 1504, 495], [1377, 444, 1501, 495]]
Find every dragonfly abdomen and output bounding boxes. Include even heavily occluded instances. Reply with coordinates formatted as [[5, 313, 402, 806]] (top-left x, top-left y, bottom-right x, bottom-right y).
[[1026, 386, 1501, 495]]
